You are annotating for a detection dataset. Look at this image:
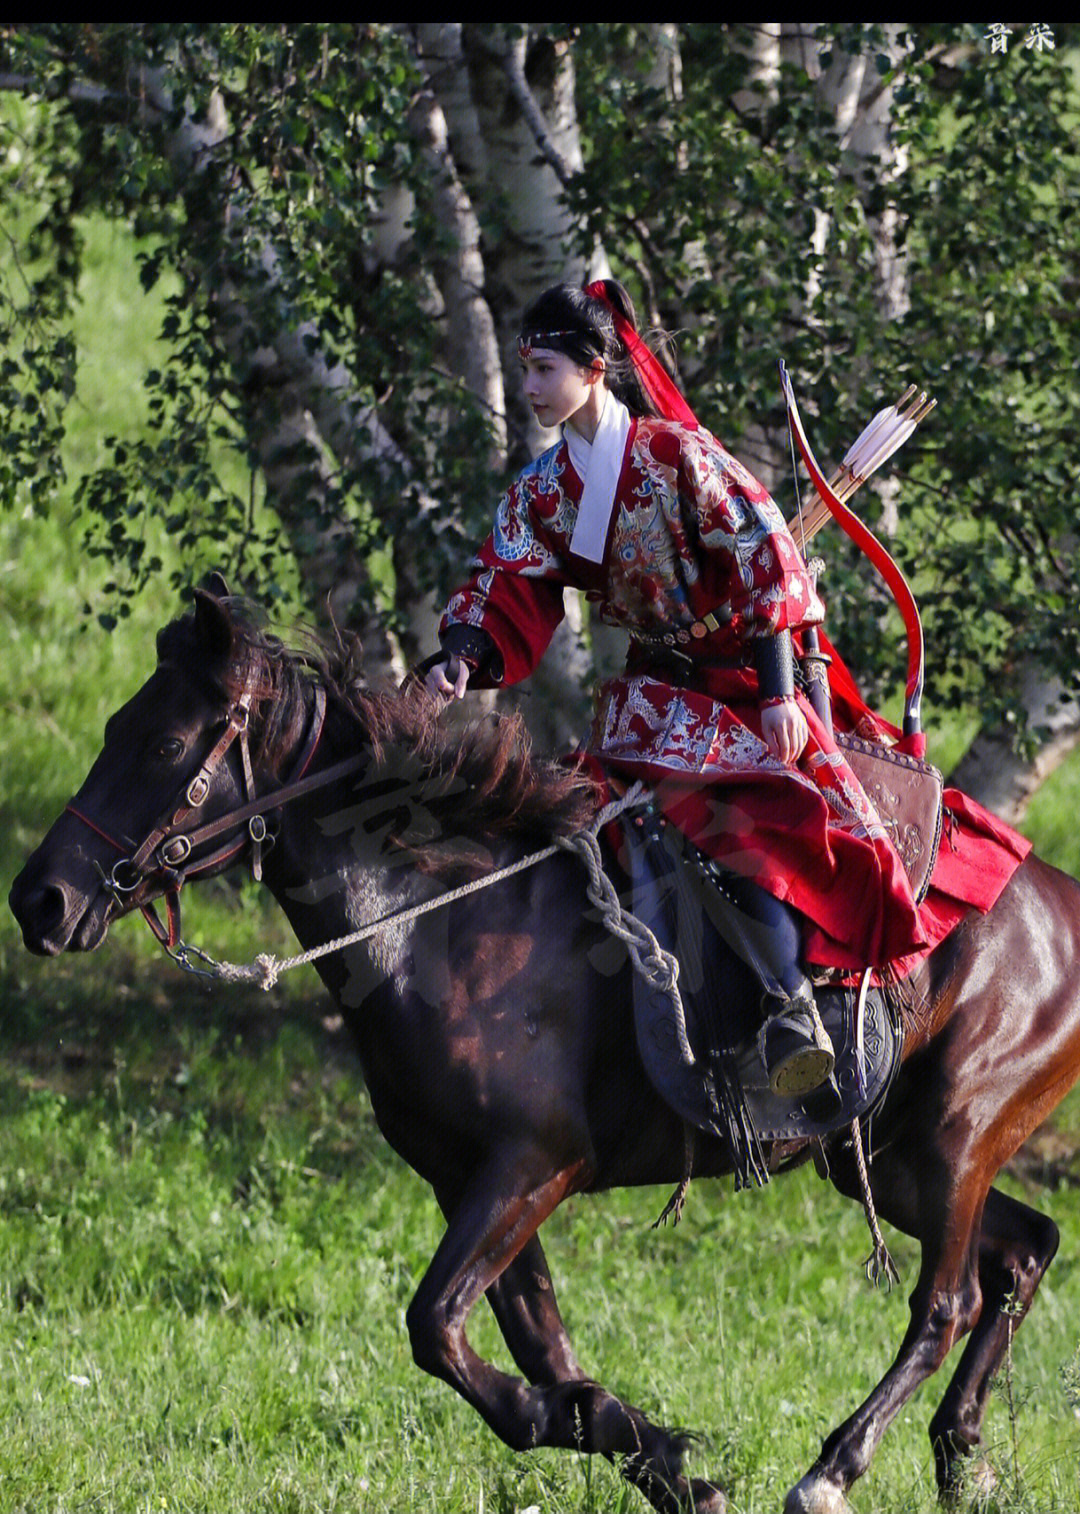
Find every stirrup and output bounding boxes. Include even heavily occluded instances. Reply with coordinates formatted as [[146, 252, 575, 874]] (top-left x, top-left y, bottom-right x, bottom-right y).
[[760, 995, 835, 1097]]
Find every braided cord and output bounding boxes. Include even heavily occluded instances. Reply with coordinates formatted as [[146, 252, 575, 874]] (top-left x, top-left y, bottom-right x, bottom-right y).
[[176, 781, 689, 1073]]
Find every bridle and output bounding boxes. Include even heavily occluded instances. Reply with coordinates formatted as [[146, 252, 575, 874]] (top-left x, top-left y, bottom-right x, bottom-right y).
[[64, 668, 367, 955]]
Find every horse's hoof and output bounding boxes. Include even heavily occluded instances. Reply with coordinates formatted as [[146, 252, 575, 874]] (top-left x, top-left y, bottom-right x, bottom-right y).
[[627, 1455, 725, 1514], [940, 1453, 999, 1508], [783, 1471, 855, 1514], [968, 1458, 998, 1496], [636, 1470, 725, 1514]]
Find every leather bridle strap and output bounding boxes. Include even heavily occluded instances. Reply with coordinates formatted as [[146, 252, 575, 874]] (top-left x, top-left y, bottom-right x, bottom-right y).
[[126, 663, 260, 880], [77, 663, 262, 952], [64, 680, 369, 953], [172, 747, 369, 857]]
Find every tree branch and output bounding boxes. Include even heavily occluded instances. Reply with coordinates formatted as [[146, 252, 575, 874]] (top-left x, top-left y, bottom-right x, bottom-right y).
[[495, 33, 577, 187]]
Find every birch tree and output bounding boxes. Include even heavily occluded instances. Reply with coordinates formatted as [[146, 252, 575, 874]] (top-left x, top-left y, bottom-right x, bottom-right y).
[[1, 23, 1077, 807]]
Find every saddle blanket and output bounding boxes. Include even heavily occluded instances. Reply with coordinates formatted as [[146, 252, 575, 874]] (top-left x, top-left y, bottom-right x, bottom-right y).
[[574, 751, 1031, 981], [885, 785, 1031, 978]]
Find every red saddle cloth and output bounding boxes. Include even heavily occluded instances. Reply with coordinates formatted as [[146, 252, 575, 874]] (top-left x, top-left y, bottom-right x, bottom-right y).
[[821, 647, 1032, 975], [572, 745, 1031, 983], [886, 785, 1031, 978]]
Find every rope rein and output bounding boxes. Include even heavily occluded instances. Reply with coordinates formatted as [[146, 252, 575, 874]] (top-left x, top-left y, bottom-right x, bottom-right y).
[[175, 783, 688, 1060]]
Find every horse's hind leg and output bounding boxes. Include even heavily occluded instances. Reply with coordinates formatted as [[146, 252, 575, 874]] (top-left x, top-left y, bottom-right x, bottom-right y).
[[928, 1185, 1060, 1500], [785, 1148, 989, 1514], [407, 1147, 725, 1514]]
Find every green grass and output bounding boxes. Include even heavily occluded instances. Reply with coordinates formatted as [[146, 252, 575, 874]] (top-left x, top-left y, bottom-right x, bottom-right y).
[[0, 1037, 1077, 1513]]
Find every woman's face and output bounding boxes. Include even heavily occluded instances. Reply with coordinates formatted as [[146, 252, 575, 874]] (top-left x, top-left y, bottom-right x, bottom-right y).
[[520, 348, 604, 434]]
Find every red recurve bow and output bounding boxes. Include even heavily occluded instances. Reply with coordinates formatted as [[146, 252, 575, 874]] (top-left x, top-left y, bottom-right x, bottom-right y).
[[779, 360, 926, 757]]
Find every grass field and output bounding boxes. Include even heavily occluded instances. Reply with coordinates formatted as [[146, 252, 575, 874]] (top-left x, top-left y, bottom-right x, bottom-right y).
[[0, 967, 1078, 1514], [3, 216, 1080, 1512]]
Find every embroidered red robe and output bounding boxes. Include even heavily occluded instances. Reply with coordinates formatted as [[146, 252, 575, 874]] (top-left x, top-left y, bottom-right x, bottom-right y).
[[440, 415, 931, 970]]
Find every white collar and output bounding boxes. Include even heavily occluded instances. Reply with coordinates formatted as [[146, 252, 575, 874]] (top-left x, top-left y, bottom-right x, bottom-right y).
[[564, 392, 631, 563]]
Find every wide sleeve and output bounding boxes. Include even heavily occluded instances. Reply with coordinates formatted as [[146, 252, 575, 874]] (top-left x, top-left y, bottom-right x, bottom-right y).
[[679, 426, 825, 641], [438, 469, 569, 688]]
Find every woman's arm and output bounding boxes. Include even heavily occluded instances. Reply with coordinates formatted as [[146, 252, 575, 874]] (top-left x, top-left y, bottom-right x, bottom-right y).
[[435, 467, 571, 691], [754, 630, 809, 765]]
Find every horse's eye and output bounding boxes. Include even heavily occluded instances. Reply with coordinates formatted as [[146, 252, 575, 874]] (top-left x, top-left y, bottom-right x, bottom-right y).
[[153, 737, 186, 761]]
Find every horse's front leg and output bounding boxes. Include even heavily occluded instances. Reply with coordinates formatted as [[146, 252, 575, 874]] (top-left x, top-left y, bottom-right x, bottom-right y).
[[485, 1225, 727, 1511], [484, 1232, 589, 1387], [408, 1147, 725, 1514]]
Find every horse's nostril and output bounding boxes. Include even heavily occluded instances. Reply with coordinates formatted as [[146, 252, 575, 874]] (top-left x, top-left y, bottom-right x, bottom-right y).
[[9, 880, 69, 943], [36, 884, 69, 930]]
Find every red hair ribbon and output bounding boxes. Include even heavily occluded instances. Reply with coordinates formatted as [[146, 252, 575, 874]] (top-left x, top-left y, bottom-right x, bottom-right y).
[[584, 281, 698, 427]]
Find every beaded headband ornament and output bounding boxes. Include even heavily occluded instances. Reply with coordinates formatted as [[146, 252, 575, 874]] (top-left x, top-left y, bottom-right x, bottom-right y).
[[517, 287, 698, 428], [517, 330, 589, 361]]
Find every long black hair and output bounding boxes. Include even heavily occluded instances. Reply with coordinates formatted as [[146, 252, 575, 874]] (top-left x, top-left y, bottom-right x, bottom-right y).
[[518, 279, 680, 419]]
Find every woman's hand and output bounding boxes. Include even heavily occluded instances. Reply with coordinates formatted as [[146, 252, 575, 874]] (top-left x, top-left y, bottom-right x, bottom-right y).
[[424, 654, 471, 701], [761, 698, 808, 765]]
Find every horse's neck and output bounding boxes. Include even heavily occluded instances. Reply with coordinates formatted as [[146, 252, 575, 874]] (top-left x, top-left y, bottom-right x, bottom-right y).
[[261, 711, 449, 1001]]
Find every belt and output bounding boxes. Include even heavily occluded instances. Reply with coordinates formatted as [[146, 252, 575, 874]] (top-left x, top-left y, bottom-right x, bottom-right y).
[[631, 609, 728, 652], [629, 644, 749, 688]]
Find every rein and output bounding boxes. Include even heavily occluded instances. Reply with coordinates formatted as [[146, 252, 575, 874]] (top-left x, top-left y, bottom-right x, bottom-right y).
[[64, 677, 659, 1006], [178, 783, 659, 993]]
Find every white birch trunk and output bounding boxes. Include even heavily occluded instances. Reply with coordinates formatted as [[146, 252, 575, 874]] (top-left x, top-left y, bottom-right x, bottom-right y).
[[460, 25, 590, 458], [947, 667, 1080, 824]]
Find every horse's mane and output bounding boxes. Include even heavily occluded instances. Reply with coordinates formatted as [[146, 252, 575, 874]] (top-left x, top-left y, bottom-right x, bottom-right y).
[[158, 598, 602, 876]]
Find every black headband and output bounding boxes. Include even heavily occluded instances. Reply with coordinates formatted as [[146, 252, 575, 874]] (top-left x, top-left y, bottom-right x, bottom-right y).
[[518, 327, 602, 363]]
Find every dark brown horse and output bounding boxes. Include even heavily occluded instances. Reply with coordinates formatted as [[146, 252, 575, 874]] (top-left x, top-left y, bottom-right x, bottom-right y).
[[10, 588, 1080, 1514]]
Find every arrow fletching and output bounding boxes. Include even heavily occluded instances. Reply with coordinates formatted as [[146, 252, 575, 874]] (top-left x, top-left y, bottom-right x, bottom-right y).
[[787, 384, 935, 543]]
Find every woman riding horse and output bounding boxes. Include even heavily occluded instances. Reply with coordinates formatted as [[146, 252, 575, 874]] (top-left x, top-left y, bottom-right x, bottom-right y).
[[422, 279, 927, 1097]]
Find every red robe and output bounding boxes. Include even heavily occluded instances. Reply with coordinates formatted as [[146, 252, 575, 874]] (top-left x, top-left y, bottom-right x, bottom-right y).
[[441, 416, 979, 970]]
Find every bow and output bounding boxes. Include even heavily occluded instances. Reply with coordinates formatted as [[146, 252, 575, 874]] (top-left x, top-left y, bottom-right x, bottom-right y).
[[779, 360, 926, 752]]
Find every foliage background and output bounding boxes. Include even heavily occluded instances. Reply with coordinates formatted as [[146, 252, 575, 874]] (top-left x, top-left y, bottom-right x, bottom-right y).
[[2, 23, 1079, 784]]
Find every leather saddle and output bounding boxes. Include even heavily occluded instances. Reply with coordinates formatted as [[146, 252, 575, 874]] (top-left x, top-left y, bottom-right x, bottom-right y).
[[621, 810, 905, 1188]]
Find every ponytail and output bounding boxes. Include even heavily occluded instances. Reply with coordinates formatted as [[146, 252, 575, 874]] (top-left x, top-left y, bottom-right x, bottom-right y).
[[583, 281, 698, 427]]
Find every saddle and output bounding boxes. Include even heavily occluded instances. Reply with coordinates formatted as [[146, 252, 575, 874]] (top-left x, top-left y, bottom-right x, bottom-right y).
[[622, 809, 906, 1189]]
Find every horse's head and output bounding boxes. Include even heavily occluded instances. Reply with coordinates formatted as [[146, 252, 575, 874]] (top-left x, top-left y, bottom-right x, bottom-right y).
[[12, 580, 603, 961], [10, 585, 277, 956]]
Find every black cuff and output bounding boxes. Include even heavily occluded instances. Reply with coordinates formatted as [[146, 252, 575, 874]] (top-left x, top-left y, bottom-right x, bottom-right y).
[[752, 629, 795, 702], [440, 624, 504, 683]]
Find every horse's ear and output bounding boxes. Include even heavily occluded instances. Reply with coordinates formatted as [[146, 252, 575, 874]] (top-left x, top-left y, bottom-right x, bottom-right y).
[[192, 587, 235, 660], [201, 570, 231, 601]]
